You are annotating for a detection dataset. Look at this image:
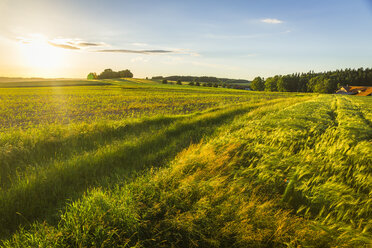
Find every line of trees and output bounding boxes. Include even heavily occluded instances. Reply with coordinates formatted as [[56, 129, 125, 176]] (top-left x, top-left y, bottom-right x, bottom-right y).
[[152, 75, 250, 85], [187, 81, 250, 89], [251, 68, 372, 93], [192, 82, 219, 87], [87, 69, 133, 80], [160, 78, 250, 89]]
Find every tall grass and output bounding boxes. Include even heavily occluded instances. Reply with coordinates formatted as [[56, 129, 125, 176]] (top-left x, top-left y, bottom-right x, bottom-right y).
[[1, 93, 370, 247], [0, 98, 294, 237]]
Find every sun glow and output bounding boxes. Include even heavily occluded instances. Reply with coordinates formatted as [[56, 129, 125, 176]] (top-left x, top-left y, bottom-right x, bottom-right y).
[[18, 35, 66, 69]]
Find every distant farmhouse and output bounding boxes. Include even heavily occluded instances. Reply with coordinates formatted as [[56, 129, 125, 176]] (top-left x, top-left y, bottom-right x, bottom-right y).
[[336, 86, 372, 96]]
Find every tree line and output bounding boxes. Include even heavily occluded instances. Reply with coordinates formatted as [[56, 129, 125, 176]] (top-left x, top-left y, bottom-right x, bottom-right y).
[[251, 67, 372, 93], [152, 75, 250, 85], [87, 69, 133, 80], [161, 79, 250, 89]]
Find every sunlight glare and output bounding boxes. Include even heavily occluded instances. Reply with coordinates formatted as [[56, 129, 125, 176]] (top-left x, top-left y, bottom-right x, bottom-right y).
[[18, 35, 65, 69]]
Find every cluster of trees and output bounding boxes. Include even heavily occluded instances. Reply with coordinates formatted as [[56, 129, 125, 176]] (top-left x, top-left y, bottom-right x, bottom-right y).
[[189, 81, 218, 87], [251, 68, 372, 93], [152, 75, 250, 85], [188, 81, 249, 89], [87, 69, 133, 80], [161, 79, 183, 85], [161, 79, 217, 87], [160, 78, 250, 89]]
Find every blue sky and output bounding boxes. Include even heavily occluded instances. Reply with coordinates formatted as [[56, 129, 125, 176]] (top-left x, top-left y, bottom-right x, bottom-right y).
[[0, 0, 371, 79]]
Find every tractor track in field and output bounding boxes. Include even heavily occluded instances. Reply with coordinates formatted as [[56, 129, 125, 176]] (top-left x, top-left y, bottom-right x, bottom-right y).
[[342, 96, 372, 130]]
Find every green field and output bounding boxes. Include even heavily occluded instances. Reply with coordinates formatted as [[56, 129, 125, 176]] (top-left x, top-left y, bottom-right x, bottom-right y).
[[0, 79, 371, 247], [0, 78, 112, 88]]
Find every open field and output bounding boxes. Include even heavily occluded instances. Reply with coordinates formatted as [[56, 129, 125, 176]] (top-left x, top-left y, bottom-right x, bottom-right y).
[[0, 79, 293, 131], [0, 79, 371, 247], [0, 78, 111, 88]]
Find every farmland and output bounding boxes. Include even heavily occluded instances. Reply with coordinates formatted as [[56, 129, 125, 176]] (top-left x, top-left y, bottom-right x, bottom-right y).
[[0, 79, 289, 131], [0, 79, 371, 247]]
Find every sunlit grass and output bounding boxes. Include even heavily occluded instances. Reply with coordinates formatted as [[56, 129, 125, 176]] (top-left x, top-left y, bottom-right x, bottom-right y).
[[0, 82, 370, 247], [0, 82, 293, 131]]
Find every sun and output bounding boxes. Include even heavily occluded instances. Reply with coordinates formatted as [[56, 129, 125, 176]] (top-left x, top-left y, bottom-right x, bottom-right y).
[[18, 35, 65, 69]]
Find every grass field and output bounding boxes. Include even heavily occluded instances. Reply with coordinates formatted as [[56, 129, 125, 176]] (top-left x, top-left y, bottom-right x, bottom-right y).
[[0, 78, 112, 88], [0, 79, 371, 247], [0, 79, 292, 131]]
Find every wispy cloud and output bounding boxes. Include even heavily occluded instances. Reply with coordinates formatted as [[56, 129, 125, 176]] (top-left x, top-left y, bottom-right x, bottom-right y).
[[261, 18, 283, 24], [74, 42, 104, 47], [16, 34, 45, 44], [50, 38, 106, 49], [95, 49, 173, 54], [95, 48, 200, 56], [17, 35, 106, 50], [17, 39, 31, 44], [48, 41, 80, 50], [15, 34, 198, 56]]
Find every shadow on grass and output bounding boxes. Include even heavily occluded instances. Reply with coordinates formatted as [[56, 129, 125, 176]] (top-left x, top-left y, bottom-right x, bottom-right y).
[[0, 104, 260, 238], [0, 116, 182, 188]]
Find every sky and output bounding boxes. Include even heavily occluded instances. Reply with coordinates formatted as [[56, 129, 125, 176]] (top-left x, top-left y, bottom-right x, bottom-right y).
[[0, 0, 371, 79]]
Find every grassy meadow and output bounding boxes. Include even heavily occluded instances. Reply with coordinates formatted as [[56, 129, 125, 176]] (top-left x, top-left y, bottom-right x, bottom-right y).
[[0, 78, 371, 247]]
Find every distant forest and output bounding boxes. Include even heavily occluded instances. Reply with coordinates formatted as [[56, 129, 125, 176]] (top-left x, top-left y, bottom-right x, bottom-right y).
[[251, 67, 372, 93], [152, 76, 251, 85], [87, 69, 133, 80]]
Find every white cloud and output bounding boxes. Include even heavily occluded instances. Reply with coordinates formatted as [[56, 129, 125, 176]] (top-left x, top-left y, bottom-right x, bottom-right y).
[[16, 35, 106, 50], [261, 18, 283, 24], [15, 33, 199, 57], [51, 38, 106, 48]]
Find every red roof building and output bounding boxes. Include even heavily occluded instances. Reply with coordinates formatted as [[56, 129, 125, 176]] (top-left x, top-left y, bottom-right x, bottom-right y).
[[335, 86, 372, 96]]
